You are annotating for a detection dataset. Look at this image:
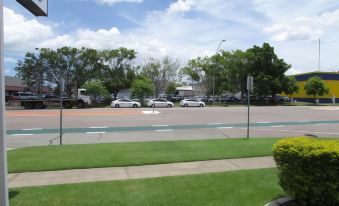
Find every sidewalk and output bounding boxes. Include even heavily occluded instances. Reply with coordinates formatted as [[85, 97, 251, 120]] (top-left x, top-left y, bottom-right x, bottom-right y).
[[8, 156, 275, 188]]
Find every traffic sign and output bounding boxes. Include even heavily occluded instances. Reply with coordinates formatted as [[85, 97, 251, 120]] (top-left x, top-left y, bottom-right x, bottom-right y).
[[247, 76, 254, 91], [16, 0, 48, 16]]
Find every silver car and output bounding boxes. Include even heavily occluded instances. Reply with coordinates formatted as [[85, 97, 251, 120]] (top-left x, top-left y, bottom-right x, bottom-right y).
[[147, 98, 174, 108], [111, 99, 141, 108], [180, 99, 205, 107]]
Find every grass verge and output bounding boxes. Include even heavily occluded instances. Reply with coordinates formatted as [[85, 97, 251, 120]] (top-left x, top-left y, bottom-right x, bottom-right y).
[[9, 168, 284, 206], [8, 138, 278, 173]]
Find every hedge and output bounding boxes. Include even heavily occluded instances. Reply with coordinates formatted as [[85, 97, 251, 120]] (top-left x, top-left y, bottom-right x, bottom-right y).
[[273, 137, 339, 206]]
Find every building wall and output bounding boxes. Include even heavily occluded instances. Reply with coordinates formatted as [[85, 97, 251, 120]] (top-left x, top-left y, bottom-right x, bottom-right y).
[[289, 72, 339, 103]]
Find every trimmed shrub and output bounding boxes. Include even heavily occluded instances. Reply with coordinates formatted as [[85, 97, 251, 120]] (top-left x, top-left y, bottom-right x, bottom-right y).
[[273, 137, 339, 206]]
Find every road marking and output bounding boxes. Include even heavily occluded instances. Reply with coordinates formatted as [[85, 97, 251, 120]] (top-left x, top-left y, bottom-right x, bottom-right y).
[[11, 134, 34, 136], [86, 132, 106, 134], [152, 125, 169, 127], [89, 126, 109, 129], [142, 111, 160, 115], [155, 129, 173, 132], [208, 123, 223, 125], [298, 121, 309, 123], [22, 128, 42, 131], [218, 127, 234, 129], [256, 122, 270, 124], [315, 123, 327, 126], [254, 128, 339, 135], [271, 125, 284, 128]]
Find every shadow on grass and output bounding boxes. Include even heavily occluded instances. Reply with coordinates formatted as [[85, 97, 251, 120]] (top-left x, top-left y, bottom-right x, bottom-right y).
[[9, 191, 20, 199]]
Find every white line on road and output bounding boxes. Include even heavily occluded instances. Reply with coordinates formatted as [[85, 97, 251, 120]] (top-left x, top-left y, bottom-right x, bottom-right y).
[[86, 132, 107, 134], [256, 122, 270, 124], [271, 125, 284, 128], [22, 128, 42, 131], [298, 121, 309, 123], [155, 129, 173, 132], [315, 124, 327, 126], [11, 134, 34, 136], [152, 125, 169, 127], [254, 128, 339, 135], [207, 123, 223, 125], [142, 111, 161, 115], [217, 127, 234, 129], [89, 126, 109, 129]]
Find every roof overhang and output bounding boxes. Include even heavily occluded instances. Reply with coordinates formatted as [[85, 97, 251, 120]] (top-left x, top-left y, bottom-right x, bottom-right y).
[[16, 0, 48, 16]]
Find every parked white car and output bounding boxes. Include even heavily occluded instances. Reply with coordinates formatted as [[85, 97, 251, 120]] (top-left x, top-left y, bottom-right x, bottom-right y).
[[180, 99, 205, 107], [147, 98, 174, 108], [111, 99, 141, 108]]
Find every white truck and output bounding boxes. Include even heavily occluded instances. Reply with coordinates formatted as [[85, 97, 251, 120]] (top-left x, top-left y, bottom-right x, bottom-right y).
[[9, 89, 92, 109]]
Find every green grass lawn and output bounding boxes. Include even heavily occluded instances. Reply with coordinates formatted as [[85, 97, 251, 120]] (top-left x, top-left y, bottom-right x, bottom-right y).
[[8, 138, 279, 173], [9, 168, 284, 206]]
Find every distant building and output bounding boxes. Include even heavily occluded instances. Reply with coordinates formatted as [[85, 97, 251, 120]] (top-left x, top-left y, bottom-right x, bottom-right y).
[[176, 84, 205, 97], [5, 76, 27, 95], [289, 72, 339, 103]]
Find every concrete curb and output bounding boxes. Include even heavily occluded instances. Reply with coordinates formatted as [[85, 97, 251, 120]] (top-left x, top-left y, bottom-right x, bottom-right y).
[[264, 197, 295, 206]]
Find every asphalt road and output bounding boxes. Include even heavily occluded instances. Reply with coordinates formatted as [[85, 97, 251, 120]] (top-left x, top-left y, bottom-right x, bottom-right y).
[[5, 106, 339, 148]]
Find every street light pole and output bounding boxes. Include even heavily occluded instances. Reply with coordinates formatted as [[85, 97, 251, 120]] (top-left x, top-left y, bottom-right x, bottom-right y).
[[212, 40, 226, 106]]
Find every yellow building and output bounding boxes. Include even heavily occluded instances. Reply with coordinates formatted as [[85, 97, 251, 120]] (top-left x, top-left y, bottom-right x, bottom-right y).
[[289, 72, 339, 103]]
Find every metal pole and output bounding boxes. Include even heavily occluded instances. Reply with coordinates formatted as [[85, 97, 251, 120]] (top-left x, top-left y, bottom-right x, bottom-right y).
[[59, 78, 63, 146], [318, 38, 321, 72], [247, 89, 250, 139], [0, 0, 9, 205], [213, 40, 226, 106]]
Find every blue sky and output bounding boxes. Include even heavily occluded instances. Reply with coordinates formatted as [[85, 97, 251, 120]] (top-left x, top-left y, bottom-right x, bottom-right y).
[[4, 0, 339, 76]]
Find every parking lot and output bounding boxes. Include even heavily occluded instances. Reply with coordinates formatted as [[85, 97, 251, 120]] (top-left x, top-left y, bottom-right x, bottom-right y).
[[6, 106, 339, 148]]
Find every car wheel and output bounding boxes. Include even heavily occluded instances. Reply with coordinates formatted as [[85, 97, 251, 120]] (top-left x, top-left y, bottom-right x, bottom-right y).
[[184, 104, 188, 107], [133, 104, 137, 108], [115, 104, 120, 108], [167, 104, 172, 108], [200, 104, 204, 107], [151, 104, 155, 108]]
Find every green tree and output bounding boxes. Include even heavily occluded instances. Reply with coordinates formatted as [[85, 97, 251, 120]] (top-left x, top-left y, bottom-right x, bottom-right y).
[[141, 56, 179, 97], [180, 57, 212, 95], [247, 43, 291, 101], [82, 80, 109, 101], [131, 76, 154, 106], [283, 76, 299, 102], [99, 48, 136, 99], [166, 82, 177, 95], [304, 76, 329, 104]]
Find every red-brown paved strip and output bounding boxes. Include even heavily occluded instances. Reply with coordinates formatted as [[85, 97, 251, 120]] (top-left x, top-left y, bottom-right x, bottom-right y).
[[6, 110, 143, 117]]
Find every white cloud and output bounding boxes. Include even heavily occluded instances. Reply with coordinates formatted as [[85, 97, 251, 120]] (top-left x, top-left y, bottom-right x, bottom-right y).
[[265, 9, 339, 42], [40, 27, 121, 49], [95, 0, 143, 6], [4, 7, 54, 52], [168, 0, 195, 13]]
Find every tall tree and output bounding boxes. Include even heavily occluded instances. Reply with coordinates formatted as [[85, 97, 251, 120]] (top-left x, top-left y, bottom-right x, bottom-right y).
[[247, 43, 291, 100], [99, 48, 137, 99], [166, 82, 177, 95], [180, 57, 212, 95], [15, 51, 46, 95], [304, 76, 329, 104], [141, 56, 179, 97]]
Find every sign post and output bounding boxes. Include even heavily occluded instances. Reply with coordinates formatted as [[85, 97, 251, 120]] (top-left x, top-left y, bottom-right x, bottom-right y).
[[247, 76, 253, 139], [60, 78, 64, 146]]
